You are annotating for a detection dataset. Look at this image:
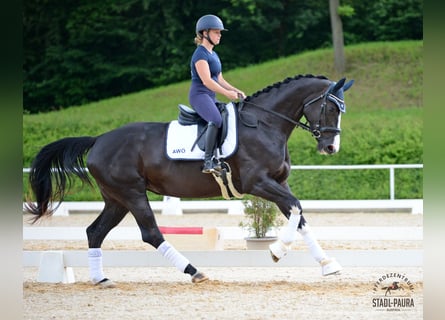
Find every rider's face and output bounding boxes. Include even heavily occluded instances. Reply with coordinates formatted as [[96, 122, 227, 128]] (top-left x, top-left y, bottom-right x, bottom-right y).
[[206, 29, 221, 45]]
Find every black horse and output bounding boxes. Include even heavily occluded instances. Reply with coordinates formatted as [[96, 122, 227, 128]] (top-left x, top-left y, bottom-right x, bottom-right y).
[[25, 74, 353, 286]]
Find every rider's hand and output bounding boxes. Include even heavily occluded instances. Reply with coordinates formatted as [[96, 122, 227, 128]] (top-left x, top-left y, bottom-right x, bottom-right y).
[[236, 90, 246, 99], [225, 90, 240, 101]]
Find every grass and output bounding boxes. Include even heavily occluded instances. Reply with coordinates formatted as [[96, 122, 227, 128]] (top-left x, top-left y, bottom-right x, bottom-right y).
[[23, 40, 423, 201]]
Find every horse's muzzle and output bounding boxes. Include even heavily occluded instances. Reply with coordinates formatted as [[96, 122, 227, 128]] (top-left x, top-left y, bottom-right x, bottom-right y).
[[318, 135, 340, 155], [321, 144, 338, 154]]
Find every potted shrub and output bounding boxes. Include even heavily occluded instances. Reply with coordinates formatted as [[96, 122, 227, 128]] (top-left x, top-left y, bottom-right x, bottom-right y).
[[239, 195, 283, 250]]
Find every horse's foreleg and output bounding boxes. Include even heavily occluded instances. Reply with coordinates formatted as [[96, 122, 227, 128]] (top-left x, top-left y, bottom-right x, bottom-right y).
[[250, 182, 303, 262], [297, 216, 342, 276], [270, 211, 342, 275], [267, 195, 341, 275], [269, 206, 301, 262], [250, 180, 342, 275]]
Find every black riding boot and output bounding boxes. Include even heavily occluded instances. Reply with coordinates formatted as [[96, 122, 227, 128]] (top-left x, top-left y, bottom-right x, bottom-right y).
[[202, 122, 221, 173]]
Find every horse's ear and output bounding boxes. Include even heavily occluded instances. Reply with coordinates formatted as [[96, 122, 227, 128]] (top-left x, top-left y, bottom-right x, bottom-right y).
[[343, 79, 354, 92], [332, 78, 346, 93]]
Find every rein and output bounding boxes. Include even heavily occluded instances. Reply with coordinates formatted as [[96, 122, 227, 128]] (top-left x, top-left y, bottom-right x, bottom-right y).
[[239, 98, 311, 132], [239, 82, 341, 139]]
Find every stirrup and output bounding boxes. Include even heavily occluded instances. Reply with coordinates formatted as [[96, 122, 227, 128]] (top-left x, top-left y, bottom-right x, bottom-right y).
[[202, 166, 216, 174], [202, 158, 221, 173]]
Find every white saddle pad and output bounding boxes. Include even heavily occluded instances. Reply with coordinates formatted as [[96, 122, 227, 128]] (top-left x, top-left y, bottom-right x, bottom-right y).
[[166, 102, 238, 160]]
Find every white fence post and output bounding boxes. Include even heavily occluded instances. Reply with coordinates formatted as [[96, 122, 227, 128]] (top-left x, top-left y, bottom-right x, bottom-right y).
[[37, 251, 75, 283], [389, 167, 395, 200], [161, 196, 183, 215]]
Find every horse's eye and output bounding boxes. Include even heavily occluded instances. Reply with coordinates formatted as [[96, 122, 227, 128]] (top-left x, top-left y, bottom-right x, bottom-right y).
[[327, 105, 336, 113]]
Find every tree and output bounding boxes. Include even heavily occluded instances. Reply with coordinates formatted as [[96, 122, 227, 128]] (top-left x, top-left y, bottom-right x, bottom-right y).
[[329, 0, 345, 73]]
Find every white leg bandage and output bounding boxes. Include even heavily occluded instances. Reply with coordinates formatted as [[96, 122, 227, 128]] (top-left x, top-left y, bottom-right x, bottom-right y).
[[298, 224, 327, 263], [157, 241, 190, 272], [279, 213, 301, 245], [88, 248, 105, 283], [270, 209, 302, 261]]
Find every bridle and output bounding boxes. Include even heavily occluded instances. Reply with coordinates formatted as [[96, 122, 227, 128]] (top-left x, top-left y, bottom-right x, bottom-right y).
[[303, 83, 344, 139], [239, 82, 345, 139]]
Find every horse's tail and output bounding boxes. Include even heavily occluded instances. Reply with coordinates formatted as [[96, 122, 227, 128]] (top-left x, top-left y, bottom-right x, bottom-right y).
[[24, 136, 97, 223]]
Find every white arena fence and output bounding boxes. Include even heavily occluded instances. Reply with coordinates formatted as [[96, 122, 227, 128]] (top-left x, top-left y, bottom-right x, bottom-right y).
[[23, 226, 422, 242], [290, 164, 423, 200], [24, 250, 423, 269], [24, 224, 423, 282], [23, 248, 423, 283], [23, 223, 423, 283], [22, 164, 423, 215]]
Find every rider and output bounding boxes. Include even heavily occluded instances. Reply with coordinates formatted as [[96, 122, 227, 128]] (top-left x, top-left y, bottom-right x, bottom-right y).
[[189, 14, 246, 173]]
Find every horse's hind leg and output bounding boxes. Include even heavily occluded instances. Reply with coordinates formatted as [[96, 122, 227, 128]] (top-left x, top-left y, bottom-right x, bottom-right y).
[[86, 200, 128, 287], [120, 191, 208, 283]]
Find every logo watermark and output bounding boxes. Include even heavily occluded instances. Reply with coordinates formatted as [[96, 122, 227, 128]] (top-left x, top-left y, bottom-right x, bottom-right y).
[[371, 272, 416, 312]]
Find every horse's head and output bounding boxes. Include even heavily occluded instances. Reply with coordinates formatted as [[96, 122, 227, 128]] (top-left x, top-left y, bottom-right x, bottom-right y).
[[303, 78, 354, 154]]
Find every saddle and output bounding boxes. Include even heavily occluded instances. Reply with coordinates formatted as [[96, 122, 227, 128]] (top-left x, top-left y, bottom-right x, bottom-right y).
[[166, 102, 242, 200], [177, 102, 229, 152]]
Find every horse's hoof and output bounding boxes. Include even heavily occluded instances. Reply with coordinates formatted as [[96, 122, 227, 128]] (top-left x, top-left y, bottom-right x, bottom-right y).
[[320, 258, 342, 276], [192, 272, 209, 283], [95, 278, 116, 288], [269, 240, 289, 263], [270, 251, 280, 263]]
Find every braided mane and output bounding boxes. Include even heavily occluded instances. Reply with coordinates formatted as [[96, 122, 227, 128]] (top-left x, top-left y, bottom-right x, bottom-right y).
[[245, 74, 328, 101]]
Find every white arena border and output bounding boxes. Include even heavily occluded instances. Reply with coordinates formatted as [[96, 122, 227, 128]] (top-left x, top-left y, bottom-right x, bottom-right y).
[[23, 198, 423, 216], [23, 249, 422, 268], [23, 224, 423, 281], [23, 226, 423, 241]]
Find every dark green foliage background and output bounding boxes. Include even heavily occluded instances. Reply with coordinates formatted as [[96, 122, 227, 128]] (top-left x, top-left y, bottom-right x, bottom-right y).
[[23, 0, 422, 113]]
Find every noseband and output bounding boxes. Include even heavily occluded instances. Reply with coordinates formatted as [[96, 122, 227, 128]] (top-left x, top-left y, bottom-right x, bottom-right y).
[[240, 82, 344, 139]]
